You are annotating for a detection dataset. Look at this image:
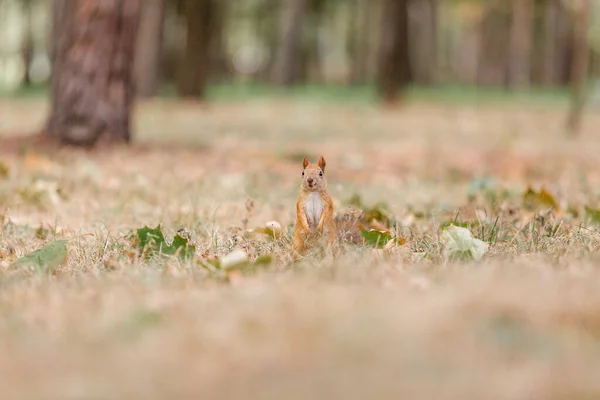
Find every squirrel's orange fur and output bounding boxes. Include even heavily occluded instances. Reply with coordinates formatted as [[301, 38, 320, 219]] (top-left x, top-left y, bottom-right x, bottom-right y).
[[292, 156, 336, 256]]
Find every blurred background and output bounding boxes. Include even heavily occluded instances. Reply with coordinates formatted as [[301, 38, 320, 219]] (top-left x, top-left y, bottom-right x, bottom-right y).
[[0, 1, 597, 96]]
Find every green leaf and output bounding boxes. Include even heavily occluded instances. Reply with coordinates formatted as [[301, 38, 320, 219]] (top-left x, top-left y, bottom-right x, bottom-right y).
[[360, 227, 392, 247], [135, 225, 196, 260], [254, 254, 273, 266], [13, 239, 68, 273], [585, 206, 600, 225], [359, 225, 404, 248]]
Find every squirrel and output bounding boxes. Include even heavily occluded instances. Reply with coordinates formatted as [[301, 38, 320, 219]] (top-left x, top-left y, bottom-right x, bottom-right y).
[[292, 156, 337, 256]]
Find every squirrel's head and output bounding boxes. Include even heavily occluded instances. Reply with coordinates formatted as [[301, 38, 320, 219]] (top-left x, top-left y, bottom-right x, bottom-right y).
[[301, 156, 327, 192]]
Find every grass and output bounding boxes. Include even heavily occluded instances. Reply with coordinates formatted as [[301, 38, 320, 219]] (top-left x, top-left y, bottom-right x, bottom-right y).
[[1, 97, 600, 398], [1, 81, 573, 107]]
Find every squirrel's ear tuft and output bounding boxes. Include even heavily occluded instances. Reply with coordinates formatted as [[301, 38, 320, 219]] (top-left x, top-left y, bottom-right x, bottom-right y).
[[318, 156, 326, 172], [302, 157, 309, 169]]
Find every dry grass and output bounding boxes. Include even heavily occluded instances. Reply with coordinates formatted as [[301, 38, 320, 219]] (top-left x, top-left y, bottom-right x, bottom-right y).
[[1, 97, 600, 399]]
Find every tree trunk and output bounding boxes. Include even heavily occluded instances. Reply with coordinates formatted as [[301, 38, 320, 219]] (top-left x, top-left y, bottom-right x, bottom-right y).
[[135, 0, 166, 98], [566, 0, 590, 136], [176, 0, 214, 98], [557, 8, 574, 85], [377, 0, 411, 104], [477, 3, 511, 87], [209, 0, 229, 83], [45, 0, 142, 147], [272, 0, 308, 86], [541, 0, 559, 86], [408, 0, 438, 85], [349, 0, 370, 85], [508, 0, 533, 89], [20, 0, 34, 86]]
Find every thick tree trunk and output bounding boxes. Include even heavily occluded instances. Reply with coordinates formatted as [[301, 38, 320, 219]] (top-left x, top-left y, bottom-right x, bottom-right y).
[[508, 0, 533, 89], [566, 0, 590, 136], [377, 0, 411, 104], [45, 0, 141, 147], [176, 0, 214, 98], [135, 0, 166, 98], [272, 0, 308, 86]]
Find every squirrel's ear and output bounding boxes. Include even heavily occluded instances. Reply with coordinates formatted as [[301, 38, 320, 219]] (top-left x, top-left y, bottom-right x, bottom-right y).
[[302, 157, 309, 169], [318, 156, 326, 172]]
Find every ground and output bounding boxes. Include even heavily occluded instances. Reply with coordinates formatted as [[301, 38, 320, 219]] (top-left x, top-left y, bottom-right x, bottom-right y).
[[1, 92, 600, 399]]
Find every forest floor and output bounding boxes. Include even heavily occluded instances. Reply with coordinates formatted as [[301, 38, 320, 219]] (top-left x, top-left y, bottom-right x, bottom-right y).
[[1, 95, 600, 399]]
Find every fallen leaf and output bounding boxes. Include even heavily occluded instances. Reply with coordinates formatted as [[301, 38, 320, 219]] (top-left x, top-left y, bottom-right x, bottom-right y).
[[220, 248, 249, 270], [585, 206, 600, 225], [441, 224, 489, 261], [0, 160, 9, 179], [134, 225, 196, 260], [360, 224, 405, 248], [13, 240, 68, 273], [523, 187, 559, 211], [246, 221, 283, 239]]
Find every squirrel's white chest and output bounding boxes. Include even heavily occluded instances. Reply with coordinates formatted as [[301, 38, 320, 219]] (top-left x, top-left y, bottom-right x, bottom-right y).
[[304, 192, 323, 231]]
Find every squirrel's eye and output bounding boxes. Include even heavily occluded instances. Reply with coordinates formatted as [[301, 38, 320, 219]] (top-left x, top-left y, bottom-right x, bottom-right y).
[[302, 171, 304, 176], [319, 171, 323, 176]]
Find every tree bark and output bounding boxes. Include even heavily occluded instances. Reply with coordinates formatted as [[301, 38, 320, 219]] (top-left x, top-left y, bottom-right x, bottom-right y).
[[45, 0, 142, 147], [135, 0, 166, 98], [566, 0, 590, 136], [377, 0, 411, 104], [508, 0, 533, 89], [272, 0, 308, 86], [176, 0, 214, 98]]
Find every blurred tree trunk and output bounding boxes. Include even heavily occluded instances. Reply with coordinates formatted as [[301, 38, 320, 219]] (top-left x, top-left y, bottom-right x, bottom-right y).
[[20, 0, 34, 86], [377, 0, 411, 104], [557, 9, 574, 85], [566, 0, 590, 136], [256, 2, 280, 82], [301, 0, 327, 84], [349, 0, 369, 84], [272, 0, 307, 86], [176, 0, 215, 98], [453, 21, 481, 85], [209, 0, 229, 82], [408, 0, 438, 85], [45, 0, 141, 147], [135, 0, 166, 98], [541, 0, 559, 86], [508, 0, 533, 89], [478, 2, 510, 87], [50, 0, 64, 65]]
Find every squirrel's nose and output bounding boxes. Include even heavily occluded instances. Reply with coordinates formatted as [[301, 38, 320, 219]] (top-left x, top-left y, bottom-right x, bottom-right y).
[[307, 178, 314, 184]]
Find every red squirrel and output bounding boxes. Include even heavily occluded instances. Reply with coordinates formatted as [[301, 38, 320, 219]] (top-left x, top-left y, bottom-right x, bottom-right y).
[[292, 156, 336, 256]]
